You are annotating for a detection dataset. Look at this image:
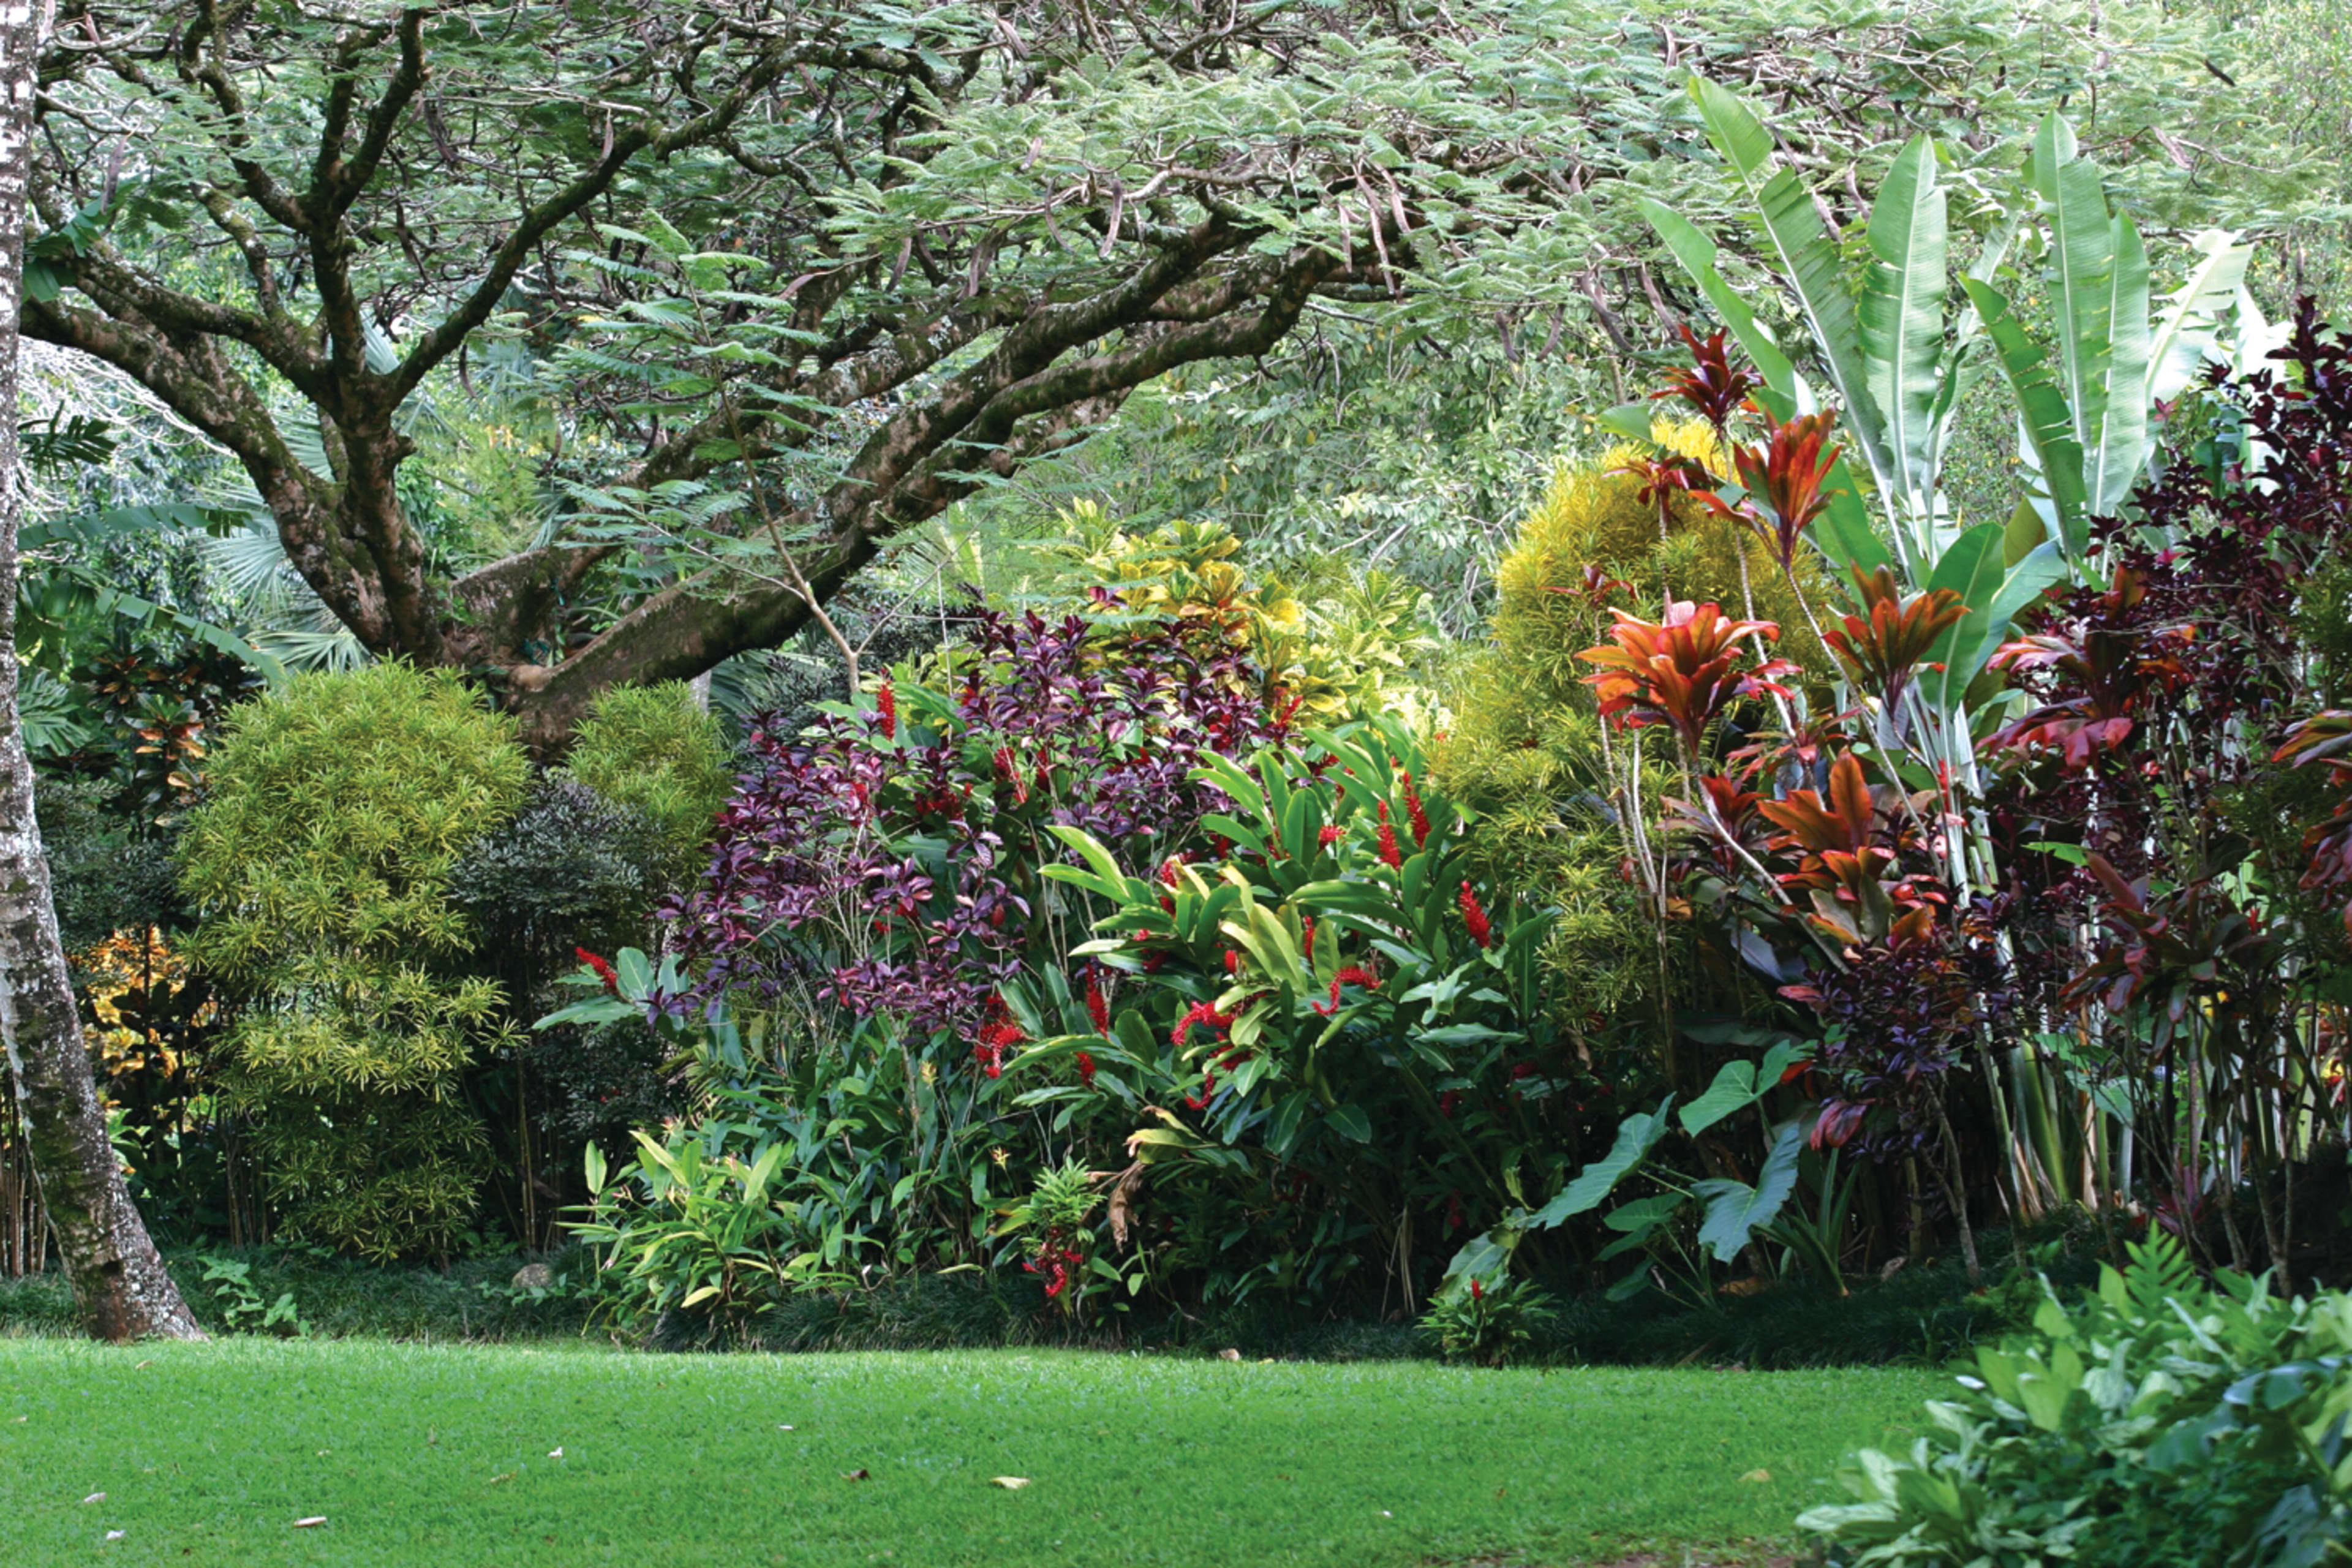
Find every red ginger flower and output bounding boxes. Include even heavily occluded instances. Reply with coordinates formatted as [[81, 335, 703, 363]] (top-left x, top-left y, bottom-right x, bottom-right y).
[[576, 947, 620, 996], [973, 997, 1024, 1079], [1085, 975, 1111, 1037], [1376, 802, 1404, 869], [1075, 1050, 1098, 1090], [1399, 767, 1432, 848], [1314, 963, 1381, 1016], [1469, 1277, 1484, 1303], [876, 679, 897, 739], [1458, 881, 1494, 949], [1317, 824, 1344, 847], [1223, 948, 1240, 974], [1172, 1000, 1233, 1047]]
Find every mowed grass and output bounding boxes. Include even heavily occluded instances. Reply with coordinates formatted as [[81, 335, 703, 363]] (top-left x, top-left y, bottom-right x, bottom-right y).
[[0, 1340, 1942, 1567]]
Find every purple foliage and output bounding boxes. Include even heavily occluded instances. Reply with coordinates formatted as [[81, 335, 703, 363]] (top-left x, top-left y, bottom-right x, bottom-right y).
[[665, 596, 1297, 1041]]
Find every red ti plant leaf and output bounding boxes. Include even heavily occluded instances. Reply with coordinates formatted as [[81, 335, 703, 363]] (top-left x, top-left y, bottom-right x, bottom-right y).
[[1610, 450, 1717, 539], [1651, 323, 1758, 432], [1546, 562, 1634, 606], [2276, 710, 2352, 935], [1752, 753, 1946, 945], [1821, 565, 1970, 714], [1576, 600, 1798, 756], [1755, 752, 1879, 862], [2062, 856, 2278, 1025], [1726, 409, 1843, 571], [1985, 567, 2193, 772]]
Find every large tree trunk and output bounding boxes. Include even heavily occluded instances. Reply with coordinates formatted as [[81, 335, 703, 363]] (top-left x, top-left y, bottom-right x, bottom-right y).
[[0, 0, 201, 1343]]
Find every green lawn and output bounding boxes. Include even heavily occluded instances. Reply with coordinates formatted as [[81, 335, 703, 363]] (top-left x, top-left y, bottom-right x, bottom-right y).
[[0, 1340, 1941, 1566]]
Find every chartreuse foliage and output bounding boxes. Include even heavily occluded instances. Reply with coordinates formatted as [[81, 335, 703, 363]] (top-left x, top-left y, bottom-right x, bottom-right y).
[[1041, 514, 1443, 725], [1803, 1235, 2352, 1567], [559, 680, 732, 886], [1434, 417, 1822, 1054], [177, 664, 531, 1259], [0, 1337, 1942, 1567]]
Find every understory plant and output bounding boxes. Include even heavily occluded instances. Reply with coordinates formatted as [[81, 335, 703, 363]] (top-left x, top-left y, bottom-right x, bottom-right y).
[[1800, 1235, 2352, 1567]]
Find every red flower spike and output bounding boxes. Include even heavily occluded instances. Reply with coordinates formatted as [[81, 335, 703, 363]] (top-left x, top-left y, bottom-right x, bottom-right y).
[[1314, 963, 1382, 1016], [1458, 881, 1494, 949], [1085, 976, 1111, 1038], [876, 679, 897, 740], [1376, 802, 1404, 869], [1075, 1050, 1098, 1090], [1469, 1277, 1484, 1303], [1223, 949, 1240, 975], [1172, 1001, 1233, 1047], [1301, 916, 1316, 958], [1400, 768, 1432, 848], [576, 947, 620, 997]]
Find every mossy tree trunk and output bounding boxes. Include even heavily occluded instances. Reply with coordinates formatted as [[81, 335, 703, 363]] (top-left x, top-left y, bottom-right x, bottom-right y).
[[0, 1, 200, 1343]]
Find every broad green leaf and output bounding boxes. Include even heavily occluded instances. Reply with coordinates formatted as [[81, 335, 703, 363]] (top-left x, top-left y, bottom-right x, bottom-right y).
[[2088, 215, 2152, 516], [1860, 135, 1949, 530], [1637, 197, 1798, 396], [1603, 1190, 1685, 1234], [1692, 1120, 1804, 1262], [1529, 1098, 1674, 1225], [1678, 1041, 1806, 1136], [1961, 276, 2089, 559], [1950, 541, 2067, 698], [1918, 522, 2008, 714], [1689, 76, 1893, 552], [2149, 230, 2252, 401]]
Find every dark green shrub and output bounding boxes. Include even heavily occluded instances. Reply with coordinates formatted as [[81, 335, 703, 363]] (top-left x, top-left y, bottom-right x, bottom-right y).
[[35, 774, 181, 956], [176, 663, 530, 1259]]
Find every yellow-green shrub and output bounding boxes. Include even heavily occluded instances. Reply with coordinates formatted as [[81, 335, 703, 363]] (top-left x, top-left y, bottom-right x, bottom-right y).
[[1056, 512, 1440, 722], [1436, 417, 1822, 1057], [562, 682, 733, 888], [177, 663, 530, 1259]]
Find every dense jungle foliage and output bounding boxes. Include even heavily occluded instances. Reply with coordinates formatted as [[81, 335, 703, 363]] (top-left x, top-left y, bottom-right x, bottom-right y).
[[8, 5, 2352, 1515]]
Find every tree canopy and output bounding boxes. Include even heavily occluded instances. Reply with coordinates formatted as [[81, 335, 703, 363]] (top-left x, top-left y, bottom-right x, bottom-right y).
[[22, 1, 2330, 744]]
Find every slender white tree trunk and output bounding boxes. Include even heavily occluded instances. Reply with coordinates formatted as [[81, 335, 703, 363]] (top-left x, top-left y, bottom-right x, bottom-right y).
[[0, 0, 199, 1341]]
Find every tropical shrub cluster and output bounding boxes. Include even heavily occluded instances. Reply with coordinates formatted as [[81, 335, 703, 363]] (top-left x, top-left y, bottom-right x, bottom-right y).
[[1803, 1237, 2352, 1567]]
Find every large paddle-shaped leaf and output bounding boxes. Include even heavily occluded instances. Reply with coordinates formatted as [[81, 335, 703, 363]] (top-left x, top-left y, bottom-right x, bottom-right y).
[[1693, 1120, 1805, 1263], [1861, 135, 1950, 536], [1961, 276, 2089, 560], [1528, 1098, 1676, 1227], [2028, 115, 2152, 520], [1689, 77, 1898, 564]]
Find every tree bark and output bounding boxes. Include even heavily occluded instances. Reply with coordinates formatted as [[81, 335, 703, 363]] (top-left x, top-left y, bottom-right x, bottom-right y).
[[0, 0, 201, 1343]]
